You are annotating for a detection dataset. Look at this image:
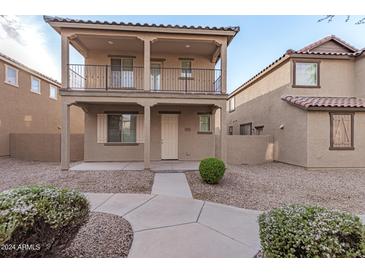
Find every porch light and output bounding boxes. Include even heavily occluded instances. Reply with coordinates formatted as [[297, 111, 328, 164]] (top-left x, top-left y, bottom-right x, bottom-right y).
[[185, 44, 191, 48], [107, 40, 114, 45]]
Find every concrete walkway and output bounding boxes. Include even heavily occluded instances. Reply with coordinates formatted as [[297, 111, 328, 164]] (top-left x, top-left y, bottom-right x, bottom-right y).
[[84, 192, 261, 258], [152, 173, 193, 198], [70, 161, 199, 172]]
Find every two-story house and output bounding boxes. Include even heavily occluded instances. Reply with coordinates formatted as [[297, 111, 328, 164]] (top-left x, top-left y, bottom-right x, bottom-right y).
[[0, 52, 84, 159], [44, 16, 239, 170], [228, 35, 365, 168]]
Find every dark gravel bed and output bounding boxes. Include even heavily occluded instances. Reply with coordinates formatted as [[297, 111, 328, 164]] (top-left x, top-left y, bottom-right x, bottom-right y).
[[57, 212, 133, 258], [186, 163, 365, 214], [0, 158, 153, 193]]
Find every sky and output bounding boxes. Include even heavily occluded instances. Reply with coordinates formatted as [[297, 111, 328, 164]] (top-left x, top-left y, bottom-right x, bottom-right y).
[[1, 15, 365, 93]]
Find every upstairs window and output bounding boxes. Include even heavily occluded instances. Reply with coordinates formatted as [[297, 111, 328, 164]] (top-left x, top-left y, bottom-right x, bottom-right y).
[[228, 126, 233, 135], [330, 113, 354, 150], [293, 61, 319, 87], [49, 85, 58, 100], [229, 97, 235, 112], [198, 114, 211, 133], [5, 65, 18, 86], [181, 59, 192, 78], [31, 76, 41, 94], [240, 123, 252, 135]]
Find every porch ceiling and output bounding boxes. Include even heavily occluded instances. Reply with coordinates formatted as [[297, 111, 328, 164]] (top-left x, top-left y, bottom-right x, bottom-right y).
[[151, 39, 218, 57], [71, 35, 218, 58], [74, 35, 143, 52]]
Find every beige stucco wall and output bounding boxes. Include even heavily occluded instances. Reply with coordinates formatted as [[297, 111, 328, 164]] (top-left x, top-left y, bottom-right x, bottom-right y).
[[0, 59, 84, 156], [228, 57, 361, 168], [354, 55, 365, 97], [84, 103, 216, 161], [228, 87, 308, 166], [307, 111, 365, 168], [9, 133, 84, 162], [227, 135, 274, 165]]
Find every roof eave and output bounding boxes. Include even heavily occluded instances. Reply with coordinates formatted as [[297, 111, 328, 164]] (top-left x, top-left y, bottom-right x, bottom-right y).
[[44, 17, 239, 38]]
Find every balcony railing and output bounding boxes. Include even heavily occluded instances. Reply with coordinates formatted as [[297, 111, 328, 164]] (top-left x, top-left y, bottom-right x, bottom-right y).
[[68, 64, 222, 93]]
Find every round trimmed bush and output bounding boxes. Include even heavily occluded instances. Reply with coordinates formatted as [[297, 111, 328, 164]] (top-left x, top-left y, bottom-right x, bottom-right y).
[[0, 186, 89, 257], [258, 204, 365, 258], [199, 157, 226, 184]]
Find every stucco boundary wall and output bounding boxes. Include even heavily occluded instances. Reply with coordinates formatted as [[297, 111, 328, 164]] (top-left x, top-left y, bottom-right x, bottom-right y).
[[227, 135, 274, 165], [9, 133, 84, 162]]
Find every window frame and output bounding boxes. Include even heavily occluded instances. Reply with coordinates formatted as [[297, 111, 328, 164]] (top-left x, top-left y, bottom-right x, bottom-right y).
[[229, 97, 235, 112], [198, 113, 212, 134], [180, 59, 193, 78], [106, 113, 137, 144], [292, 60, 320, 88], [49, 85, 58, 100], [329, 112, 354, 150], [240, 123, 253, 135], [255, 125, 264, 135], [4, 64, 19, 87], [30, 76, 41, 94]]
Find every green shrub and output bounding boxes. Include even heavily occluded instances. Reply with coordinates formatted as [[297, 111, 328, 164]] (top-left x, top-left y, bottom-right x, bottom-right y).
[[258, 204, 365, 258], [0, 186, 89, 257], [199, 157, 226, 184]]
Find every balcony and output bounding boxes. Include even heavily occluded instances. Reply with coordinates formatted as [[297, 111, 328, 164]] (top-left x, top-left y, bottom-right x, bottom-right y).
[[68, 64, 222, 93]]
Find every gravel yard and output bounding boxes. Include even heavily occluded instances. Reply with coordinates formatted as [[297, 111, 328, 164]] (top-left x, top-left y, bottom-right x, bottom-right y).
[[57, 212, 133, 258], [0, 158, 153, 193], [186, 163, 365, 214]]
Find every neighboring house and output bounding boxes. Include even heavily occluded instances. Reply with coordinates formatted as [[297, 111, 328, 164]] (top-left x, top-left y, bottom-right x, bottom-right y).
[[0, 52, 84, 158], [228, 35, 365, 168], [44, 16, 239, 170]]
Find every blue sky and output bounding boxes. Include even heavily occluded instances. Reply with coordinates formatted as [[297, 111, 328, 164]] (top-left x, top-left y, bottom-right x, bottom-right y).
[[1, 15, 365, 92]]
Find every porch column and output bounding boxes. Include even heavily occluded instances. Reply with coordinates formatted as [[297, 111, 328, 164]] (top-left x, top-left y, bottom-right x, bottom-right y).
[[61, 102, 70, 170], [61, 34, 70, 89], [220, 104, 227, 163], [143, 104, 151, 169], [220, 39, 227, 94], [143, 38, 151, 91]]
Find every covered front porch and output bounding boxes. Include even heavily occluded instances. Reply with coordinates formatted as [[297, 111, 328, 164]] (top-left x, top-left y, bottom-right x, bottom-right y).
[[70, 160, 199, 172], [61, 95, 227, 170]]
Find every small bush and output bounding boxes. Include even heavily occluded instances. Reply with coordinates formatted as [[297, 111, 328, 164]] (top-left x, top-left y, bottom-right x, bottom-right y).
[[0, 186, 89, 257], [258, 204, 365, 258], [199, 157, 226, 184]]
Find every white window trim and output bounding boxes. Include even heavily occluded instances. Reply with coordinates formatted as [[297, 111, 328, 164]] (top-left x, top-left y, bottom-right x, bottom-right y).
[[49, 85, 58, 100], [198, 114, 212, 133], [30, 76, 41, 94], [229, 97, 235, 112], [4, 64, 19, 87]]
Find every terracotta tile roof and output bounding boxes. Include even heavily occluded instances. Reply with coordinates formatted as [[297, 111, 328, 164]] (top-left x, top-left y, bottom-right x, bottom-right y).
[[298, 35, 358, 53], [281, 95, 365, 110], [229, 35, 364, 98], [0, 52, 60, 86], [43, 16, 240, 33]]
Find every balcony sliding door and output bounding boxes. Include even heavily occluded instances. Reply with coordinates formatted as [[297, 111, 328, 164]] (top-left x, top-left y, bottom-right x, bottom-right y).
[[151, 62, 161, 91], [110, 58, 134, 89]]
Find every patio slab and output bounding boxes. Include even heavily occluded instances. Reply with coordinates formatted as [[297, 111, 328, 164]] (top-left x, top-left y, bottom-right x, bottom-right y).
[[198, 202, 261, 250], [94, 193, 155, 216], [70, 162, 130, 171], [152, 173, 192, 198], [70, 161, 199, 172], [123, 195, 203, 231], [129, 223, 256, 258]]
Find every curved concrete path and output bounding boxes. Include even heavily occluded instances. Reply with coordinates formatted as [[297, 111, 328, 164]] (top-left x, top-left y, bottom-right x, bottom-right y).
[[84, 192, 261, 258]]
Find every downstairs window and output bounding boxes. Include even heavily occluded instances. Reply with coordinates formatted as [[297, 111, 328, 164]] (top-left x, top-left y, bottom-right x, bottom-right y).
[[107, 114, 137, 143]]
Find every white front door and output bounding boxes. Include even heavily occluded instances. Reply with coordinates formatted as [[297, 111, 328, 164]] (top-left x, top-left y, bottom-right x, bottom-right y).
[[161, 114, 178, 159]]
